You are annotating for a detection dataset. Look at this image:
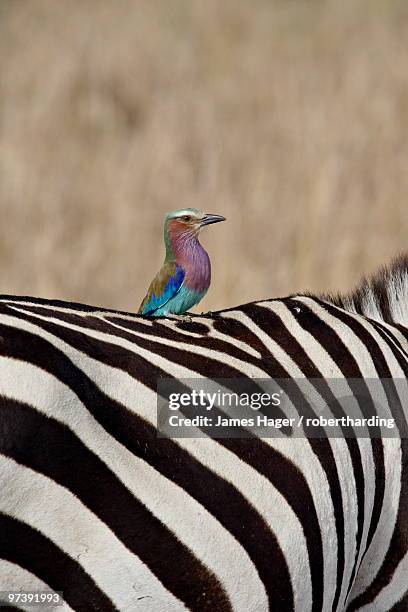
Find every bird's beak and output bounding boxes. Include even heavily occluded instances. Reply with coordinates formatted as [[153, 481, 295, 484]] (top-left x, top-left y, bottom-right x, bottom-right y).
[[200, 213, 226, 227]]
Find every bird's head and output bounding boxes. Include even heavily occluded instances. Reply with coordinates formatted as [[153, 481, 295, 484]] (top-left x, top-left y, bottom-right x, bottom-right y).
[[164, 208, 225, 247]]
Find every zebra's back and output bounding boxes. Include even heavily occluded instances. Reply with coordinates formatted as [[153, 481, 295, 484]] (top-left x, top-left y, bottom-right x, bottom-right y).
[[0, 285, 407, 612]]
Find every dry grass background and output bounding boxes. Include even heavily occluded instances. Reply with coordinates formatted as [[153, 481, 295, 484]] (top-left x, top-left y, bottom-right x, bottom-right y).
[[0, 0, 407, 313]]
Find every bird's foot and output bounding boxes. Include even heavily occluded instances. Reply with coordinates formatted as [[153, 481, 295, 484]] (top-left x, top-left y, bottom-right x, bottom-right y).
[[165, 313, 193, 323]]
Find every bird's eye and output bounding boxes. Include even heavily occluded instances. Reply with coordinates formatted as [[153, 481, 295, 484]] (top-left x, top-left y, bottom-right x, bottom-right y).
[[181, 215, 191, 222]]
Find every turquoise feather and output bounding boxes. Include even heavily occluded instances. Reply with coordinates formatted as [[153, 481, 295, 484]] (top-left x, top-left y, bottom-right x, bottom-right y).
[[139, 264, 185, 315]]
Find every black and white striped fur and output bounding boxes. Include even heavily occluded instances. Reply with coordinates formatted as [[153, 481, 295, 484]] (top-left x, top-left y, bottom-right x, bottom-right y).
[[0, 256, 407, 611]]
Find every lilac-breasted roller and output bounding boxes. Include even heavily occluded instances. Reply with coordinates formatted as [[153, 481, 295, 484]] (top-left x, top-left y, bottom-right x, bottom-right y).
[[138, 208, 225, 317]]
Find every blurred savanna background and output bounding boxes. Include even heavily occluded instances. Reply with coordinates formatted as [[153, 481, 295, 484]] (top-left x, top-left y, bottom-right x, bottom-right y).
[[0, 0, 407, 313]]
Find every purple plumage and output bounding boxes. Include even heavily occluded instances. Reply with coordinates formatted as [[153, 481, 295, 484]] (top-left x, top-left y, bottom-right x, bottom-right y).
[[169, 231, 211, 294]]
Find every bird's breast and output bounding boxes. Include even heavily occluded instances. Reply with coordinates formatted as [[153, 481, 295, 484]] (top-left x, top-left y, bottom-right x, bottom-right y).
[[181, 247, 211, 293]]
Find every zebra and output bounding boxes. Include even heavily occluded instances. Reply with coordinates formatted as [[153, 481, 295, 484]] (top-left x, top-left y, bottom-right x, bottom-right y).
[[0, 255, 407, 612]]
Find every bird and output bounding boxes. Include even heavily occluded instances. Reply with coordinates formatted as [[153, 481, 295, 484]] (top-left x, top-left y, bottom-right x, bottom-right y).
[[138, 208, 225, 318]]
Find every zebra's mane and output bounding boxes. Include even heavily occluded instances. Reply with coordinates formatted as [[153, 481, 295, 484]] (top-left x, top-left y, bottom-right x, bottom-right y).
[[321, 254, 408, 327]]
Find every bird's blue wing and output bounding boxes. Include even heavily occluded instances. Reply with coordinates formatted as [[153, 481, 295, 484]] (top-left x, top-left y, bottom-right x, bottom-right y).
[[139, 262, 185, 315]]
